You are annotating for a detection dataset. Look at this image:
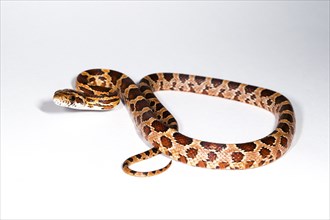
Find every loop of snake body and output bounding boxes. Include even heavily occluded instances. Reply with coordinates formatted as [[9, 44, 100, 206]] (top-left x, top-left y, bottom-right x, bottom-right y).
[[53, 69, 295, 177]]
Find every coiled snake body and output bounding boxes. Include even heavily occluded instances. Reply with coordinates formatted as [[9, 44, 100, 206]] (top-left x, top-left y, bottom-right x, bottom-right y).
[[54, 69, 295, 177]]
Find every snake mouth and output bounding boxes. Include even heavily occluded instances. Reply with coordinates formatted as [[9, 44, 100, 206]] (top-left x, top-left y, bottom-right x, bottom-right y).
[[53, 95, 70, 107]]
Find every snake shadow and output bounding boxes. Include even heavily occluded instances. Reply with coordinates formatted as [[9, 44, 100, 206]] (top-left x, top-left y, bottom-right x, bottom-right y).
[[39, 99, 124, 114], [39, 99, 77, 114]]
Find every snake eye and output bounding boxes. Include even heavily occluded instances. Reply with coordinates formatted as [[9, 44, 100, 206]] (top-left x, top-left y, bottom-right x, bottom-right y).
[[70, 96, 76, 102]]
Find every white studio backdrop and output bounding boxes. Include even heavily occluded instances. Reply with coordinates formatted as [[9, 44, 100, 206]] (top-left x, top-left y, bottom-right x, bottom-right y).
[[1, 1, 329, 219]]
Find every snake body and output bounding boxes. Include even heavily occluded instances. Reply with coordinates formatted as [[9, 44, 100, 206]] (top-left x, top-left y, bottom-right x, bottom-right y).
[[54, 69, 295, 177]]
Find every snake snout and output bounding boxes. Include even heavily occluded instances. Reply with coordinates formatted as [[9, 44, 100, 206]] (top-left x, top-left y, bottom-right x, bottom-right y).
[[53, 89, 80, 107]]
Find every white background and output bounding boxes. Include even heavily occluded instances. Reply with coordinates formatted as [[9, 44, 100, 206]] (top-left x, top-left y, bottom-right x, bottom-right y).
[[1, 1, 329, 219]]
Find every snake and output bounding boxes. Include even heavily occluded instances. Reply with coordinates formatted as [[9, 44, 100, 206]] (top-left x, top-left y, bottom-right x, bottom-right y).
[[53, 69, 295, 177]]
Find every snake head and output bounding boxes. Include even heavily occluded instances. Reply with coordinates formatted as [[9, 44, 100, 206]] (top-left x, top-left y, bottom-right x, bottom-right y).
[[53, 89, 120, 110], [53, 89, 88, 109]]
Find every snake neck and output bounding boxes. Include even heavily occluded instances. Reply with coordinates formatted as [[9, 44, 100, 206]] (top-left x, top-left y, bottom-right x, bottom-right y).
[[78, 69, 161, 125]]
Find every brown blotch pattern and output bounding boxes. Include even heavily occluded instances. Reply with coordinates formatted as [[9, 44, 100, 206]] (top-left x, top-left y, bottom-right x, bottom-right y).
[[261, 89, 276, 97], [77, 74, 88, 84], [202, 89, 208, 95], [245, 161, 255, 168], [211, 78, 223, 87], [228, 81, 240, 90], [275, 95, 287, 104], [195, 76, 206, 85], [188, 83, 195, 92], [145, 93, 156, 99], [178, 155, 187, 164], [267, 99, 273, 106], [237, 142, 257, 152], [186, 148, 198, 159], [279, 104, 294, 112], [218, 162, 229, 169], [231, 152, 244, 162], [139, 78, 150, 86], [87, 69, 104, 75], [155, 103, 164, 111], [98, 99, 112, 104], [179, 74, 189, 83], [90, 85, 110, 92], [258, 161, 265, 166], [141, 110, 154, 121], [163, 73, 173, 81], [99, 76, 106, 81], [152, 141, 160, 148], [200, 141, 226, 151], [151, 120, 168, 132], [173, 133, 193, 146], [109, 70, 123, 85], [160, 136, 172, 148], [128, 88, 141, 99], [130, 104, 135, 111], [171, 82, 177, 89], [207, 152, 217, 162], [235, 91, 242, 96], [278, 123, 290, 133], [260, 136, 276, 146], [139, 85, 149, 93], [75, 97, 84, 104], [120, 77, 133, 91], [135, 100, 149, 111], [143, 126, 151, 136], [259, 147, 271, 158], [276, 150, 282, 159], [197, 161, 207, 168], [280, 136, 288, 147], [149, 74, 159, 82], [245, 85, 257, 93], [162, 111, 171, 118], [279, 114, 294, 123], [168, 118, 177, 125], [79, 87, 94, 96], [250, 94, 256, 100]]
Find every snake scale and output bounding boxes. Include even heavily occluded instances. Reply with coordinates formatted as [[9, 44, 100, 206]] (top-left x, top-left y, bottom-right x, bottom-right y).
[[53, 69, 295, 177]]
